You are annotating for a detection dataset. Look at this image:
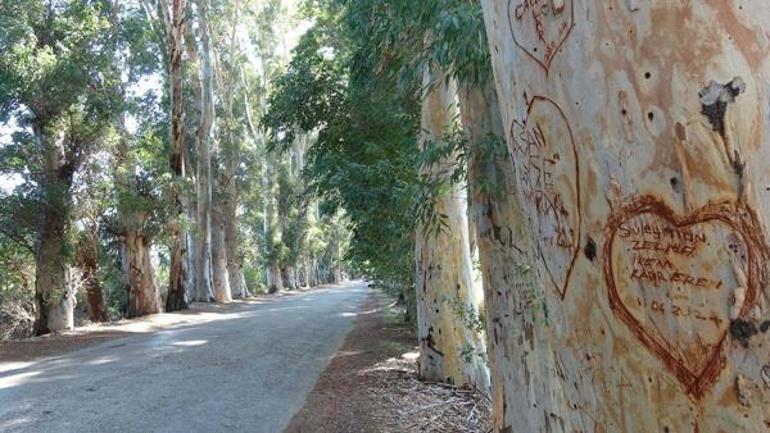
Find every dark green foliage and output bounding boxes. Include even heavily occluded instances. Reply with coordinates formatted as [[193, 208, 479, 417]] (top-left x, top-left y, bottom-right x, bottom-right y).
[[262, 0, 496, 323], [263, 8, 422, 320]]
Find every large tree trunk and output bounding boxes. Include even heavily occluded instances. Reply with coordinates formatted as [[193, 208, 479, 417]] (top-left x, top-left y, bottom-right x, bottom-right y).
[[481, 1, 770, 431], [219, 2, 250, 300], [77, 225, 109, 323], [35, 214, 76, 334], [191, 0, 215, 303], [414, 68, 489, 390], [282, 266, 297, 290], [120, 231, 161, 318], [33, 126, 76, 335], [114, 117, 161, 319], [165, 0, 190, 312]]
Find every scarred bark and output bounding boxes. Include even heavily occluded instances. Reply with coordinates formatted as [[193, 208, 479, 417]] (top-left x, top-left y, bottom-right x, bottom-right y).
[[121, 230, 161, 317], [165, 0, 190, 312], [481, 1, 770, 431], [415, 67, 489, 390]]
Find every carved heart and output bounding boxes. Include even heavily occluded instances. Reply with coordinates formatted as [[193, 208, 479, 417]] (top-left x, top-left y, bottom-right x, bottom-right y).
[[507, 0, 575, 73], [509, 96, 581, 299], [603, 197, 767, 399]]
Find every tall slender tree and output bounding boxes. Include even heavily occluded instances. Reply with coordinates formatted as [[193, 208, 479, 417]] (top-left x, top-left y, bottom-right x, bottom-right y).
[[142, 0, 191, 311]]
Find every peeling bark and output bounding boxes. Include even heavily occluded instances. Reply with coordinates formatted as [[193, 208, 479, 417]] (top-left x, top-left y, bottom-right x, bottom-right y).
[[415, 67, 489, 390], [481, 1, 770, 431], [120, 231, 161, 318], [165, 0, 190, 312], [192, 0, 215, 303]]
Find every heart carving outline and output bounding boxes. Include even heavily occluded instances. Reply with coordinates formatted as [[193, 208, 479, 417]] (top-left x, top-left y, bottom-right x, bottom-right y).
[[509, 95, 581, 300], [603, 196, 768, 399], [507, 0, 575, 74]]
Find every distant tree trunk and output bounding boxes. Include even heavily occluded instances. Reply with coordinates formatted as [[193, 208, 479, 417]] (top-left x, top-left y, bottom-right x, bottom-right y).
[[414, 68, 488, 389], [298, 254, 310, 288], [481, 1, 770, 431], [165, 0, 190, 312], [120, 231, 161, 317], [334, 246, 343, 284], [223, 171, 249, 298], [267, 262, 283, 294], [282, 266, 297, 290], [225, 228, 248, 298], [264, 160, 283, 294], [211, 207, 232, 302], [218, 2, 250, 300], [33, 125, 76, 335], [77, 224, 109, 323]]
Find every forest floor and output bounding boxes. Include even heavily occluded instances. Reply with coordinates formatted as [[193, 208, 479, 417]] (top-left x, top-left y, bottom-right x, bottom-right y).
[[285, 291, 492, 433]]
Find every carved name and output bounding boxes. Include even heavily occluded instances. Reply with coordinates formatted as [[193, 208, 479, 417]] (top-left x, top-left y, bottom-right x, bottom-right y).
[[507, 0, 574, 72], [604, 197, 768, 398], [510, 96, 581, 299]]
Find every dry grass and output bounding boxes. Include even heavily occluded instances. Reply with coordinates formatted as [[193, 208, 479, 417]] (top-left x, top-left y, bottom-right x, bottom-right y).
[[362, 352, 492, 433], [0, 302, 34, 340]]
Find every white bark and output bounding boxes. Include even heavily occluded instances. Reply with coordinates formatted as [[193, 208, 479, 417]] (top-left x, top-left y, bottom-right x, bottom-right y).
[[415, 67, 489, 390], [481, 1, 770, 431], [193, 0, 215, 302]]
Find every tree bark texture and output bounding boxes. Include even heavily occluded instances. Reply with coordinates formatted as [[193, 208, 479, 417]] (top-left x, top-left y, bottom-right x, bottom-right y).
[[223, 162, 249, 298], [480, 1, 770, 431], [120, 230, 161, 318], [33, 126, 76, 335], [191, 0, 215, 303], [165, 0, 190, 312], [211, 206, 232, 302], [414, 68, 489, 390], [76, 225, 109, 323]]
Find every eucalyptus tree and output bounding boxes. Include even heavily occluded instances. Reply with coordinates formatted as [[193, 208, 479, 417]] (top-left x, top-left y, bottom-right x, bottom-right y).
[[73, 154, 112, 323], [481, 1, 770, 431], [112, 126, 168, 318], [315, 0, 495, 390], [263, 4, 420, 302], [209, 0, 253, 300], [0, 0, 118, 334], [142, 0, 190, 311], [190, 0, 216, 302], [109, 0, 170, 319]]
